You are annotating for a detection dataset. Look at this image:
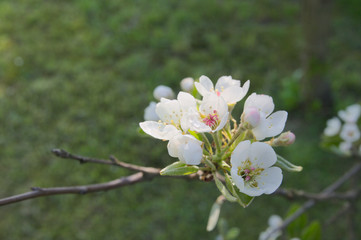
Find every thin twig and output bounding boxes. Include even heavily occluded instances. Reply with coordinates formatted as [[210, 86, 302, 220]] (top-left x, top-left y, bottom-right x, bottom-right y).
[[274, 188, 361, 201], [0, 172, 146, 206], [264, 161, 361, 240], [52, 149, 159, 174]]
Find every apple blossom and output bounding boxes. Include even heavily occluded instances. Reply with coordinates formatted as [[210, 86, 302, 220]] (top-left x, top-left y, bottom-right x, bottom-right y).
[[323, 117, 341, 136], [340, 123, 360, 143], [243, 93, 288, 141], [185, 93, 229, 133], [153, 85, 175, 100], [144, 101, 159, 121], [167, 134, 203, 165], [195, 75, 250, 105], [339, 141, 352, 155], [338, 104, 361, 123], [259, 215, 283, 240], [230, 141, 283, 197], [140, 92, 197, 140]]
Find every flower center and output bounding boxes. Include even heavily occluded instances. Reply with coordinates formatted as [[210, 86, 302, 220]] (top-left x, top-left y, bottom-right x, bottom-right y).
[[237, 159, 264, 188], [202, 110, 220, 128]]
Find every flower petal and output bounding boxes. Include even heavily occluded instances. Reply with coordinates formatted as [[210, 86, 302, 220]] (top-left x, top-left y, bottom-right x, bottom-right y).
[[200, 93, 228, 117], [231, 168, 245, 192], [257, 167, 283, 194], [167, 135, 203, 165], [156, 99, 182, 124], [242, 184, 265, 197], [249, 142, 277, 168], [220, 86, 244, 104], [231, 140, 251, 168], [195, 75, 214, 96], [139, 121, 181, 140], [177, 91, 197, 110], [253, 111, 288, 140], [244, 93, 274, 117], [215, 76, 240, 90]]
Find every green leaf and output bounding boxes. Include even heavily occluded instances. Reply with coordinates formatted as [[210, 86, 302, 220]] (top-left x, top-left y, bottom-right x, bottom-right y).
[[225, 227, 240, 240], [301, 221, 321, 240], [160, 161, 199, 176], [276, 154, 303, 172], [214, 177, 237, 202], [286, 204, 308, 237], [206, 196, 225, 232], [224, 174, 254, 208]]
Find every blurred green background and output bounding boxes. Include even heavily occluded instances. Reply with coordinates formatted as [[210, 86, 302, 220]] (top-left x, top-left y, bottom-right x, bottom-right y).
[[0, 0, 360, 239]]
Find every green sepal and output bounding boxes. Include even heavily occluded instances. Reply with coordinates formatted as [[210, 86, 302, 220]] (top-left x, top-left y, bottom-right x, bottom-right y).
[[188, 130, 201, 141], [204, 158, 216, 171], [160, 161, 199, 176], [214, 177, 237, 202], [225, 174, 254, 208], [206, 196, 225, 232], [276, 154, 303, 172]]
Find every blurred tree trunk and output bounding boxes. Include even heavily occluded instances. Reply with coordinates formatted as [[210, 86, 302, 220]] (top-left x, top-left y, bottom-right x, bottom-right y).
[[301, 0, 333, 116]]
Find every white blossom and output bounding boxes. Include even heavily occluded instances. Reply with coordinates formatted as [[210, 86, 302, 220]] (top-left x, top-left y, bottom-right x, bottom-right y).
[[180, 77, 194, 92], [338, 104, 361, 123], [153, 85, 175, 100], [339, 141, 352, 155], [323, 117, 341, 136], [167, 134, 203, 165], [243, 93, 288, 140], [195, 75, 250, 105], [185, 93, 229, 133], [140, 92, 197, 140], [144, 101, 159, 121], [340, 123, 360, 143], [259, 215, 283, 240], [230, 141, 283, 197]]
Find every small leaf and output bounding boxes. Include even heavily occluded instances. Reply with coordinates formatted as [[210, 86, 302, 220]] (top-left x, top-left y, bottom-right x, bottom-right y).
[[206, 196, 225, 232], [214, 177, 237, 202], [160, 161, 199, 176], [286, 204, 308, 237], [226, 227, 240, 240], [301, 221, 321, 240], [276, 154, 303, 172], [224, 174, 254, 208]]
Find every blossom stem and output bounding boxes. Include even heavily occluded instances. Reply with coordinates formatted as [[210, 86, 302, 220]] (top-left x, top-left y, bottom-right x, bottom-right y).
[[201, 133, 213, 155], [213, 132, 222, 154], [220, 124, 247, 157]]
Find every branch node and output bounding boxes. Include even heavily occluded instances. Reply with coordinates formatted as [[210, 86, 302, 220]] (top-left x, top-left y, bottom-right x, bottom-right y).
[[52, 149, 69, 158]]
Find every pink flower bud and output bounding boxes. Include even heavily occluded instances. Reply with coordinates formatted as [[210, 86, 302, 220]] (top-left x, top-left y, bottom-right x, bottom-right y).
[[243, 107, 260, 128], [273, 131, 296, 146]]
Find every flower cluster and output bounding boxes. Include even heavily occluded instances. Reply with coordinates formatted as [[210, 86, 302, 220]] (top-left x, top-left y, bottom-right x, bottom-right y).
[[140, 75, 299, 204], [323, 104, 361, 156]]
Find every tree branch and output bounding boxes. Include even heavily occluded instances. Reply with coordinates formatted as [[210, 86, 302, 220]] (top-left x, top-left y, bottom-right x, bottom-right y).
[[264, 161, 361, 240], [51, 149, 160, 174]]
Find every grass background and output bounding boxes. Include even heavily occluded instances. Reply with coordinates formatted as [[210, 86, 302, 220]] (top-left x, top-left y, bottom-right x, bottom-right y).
[[0, 0, 360, 239]]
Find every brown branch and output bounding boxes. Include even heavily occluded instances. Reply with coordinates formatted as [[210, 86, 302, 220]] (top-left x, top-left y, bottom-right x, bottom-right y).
[[264, 161, 361, 240], [52, 149, 160, 174], [274, 188, 361, 201], [0, 168, 203, 206]]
